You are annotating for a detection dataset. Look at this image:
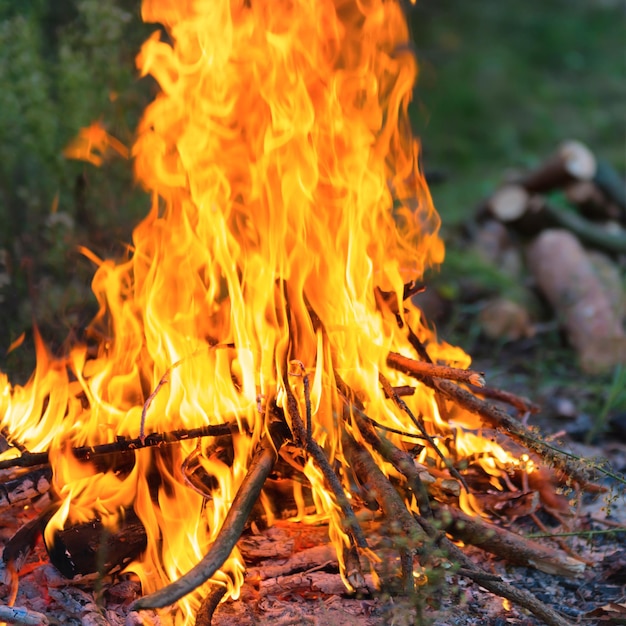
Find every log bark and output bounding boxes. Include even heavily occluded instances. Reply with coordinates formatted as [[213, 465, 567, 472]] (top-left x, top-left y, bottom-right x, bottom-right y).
[[565, 180, 623, 222], [520, 140, 596, 193], [594, 158, 626, 215], [44, 509, 148, 579], [527, 229, 626, 373]]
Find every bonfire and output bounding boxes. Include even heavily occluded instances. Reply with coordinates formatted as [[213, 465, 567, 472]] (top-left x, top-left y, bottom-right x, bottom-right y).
[[0, 1, 598, 625]]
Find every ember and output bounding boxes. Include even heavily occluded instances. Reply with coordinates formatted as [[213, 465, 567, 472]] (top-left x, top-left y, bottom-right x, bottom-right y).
[[0, 1, 603, 625]]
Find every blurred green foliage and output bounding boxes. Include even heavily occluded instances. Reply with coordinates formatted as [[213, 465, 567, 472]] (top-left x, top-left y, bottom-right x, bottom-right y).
[[0, 0, 150, 374]]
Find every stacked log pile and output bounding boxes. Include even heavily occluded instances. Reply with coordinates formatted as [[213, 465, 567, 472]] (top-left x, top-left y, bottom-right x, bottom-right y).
[[472, 140, 626, 373]]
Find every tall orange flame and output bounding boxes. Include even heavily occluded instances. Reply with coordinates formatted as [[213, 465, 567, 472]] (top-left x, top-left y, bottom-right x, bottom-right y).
[[0, 1, 520, 624]]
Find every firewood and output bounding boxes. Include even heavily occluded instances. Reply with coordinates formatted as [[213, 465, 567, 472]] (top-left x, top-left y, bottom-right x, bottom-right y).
[[565, 180, 623, 222], [487, 184, 626, 253], [520, 140, 596, 193], [343, 431, 428, 595], [355, 412, 586, 577], [0, 422, 236, 471], [132, 416, 289, 610], [487, 184, 530, 222], [246, 544, 337, 581], [466, 383, 540, 416], [478, 297, 534, 342], [195, 586, 227, 626], [282, 371, 368, 550], [341, 428, 574, 625], [537, 198, 626, 254], [415, 518, 575, 626], [257, 571, 373, 598], [433, 503, 585, 578], [377, 348, 594, 485], [2, 507, 56, 574], [429, 379, 598, 487], [46, 587, 112, 626], [44, 509, 148, 579], [0, 466, 52, 509], [527, 229, 626, 373], [386, 351, 485, 387]]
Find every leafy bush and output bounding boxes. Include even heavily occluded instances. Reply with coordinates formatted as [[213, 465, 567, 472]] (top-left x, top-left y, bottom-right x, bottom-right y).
[[0, 0, 150, 373]]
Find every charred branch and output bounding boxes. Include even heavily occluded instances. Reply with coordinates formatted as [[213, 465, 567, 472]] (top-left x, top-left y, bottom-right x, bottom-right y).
[[378, 372, 469, 492], [44, 508, 148, 579], [2, 507, 57, 573], [282, 369, 368, 550], [0, 422, 236, 471], [427, 378, 597, 487], [195, 585, 228, 626], [0, 466, 52, 509]]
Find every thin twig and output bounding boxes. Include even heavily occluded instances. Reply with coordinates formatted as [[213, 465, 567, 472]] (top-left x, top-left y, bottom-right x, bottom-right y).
[[387, 351, 485, 387], [139, 343, 235, 442], [281, 371, 368, 549], [358, 412, 428, 441], [379, 373, 469, 493], [467, 383, 540, 415]]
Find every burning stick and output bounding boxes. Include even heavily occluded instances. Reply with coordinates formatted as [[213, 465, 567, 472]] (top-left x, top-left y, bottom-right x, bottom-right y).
[[342, 431, 426, 595], [342, 423, 574, 626], [387, 352, 485, 387], [282, 366, 369, 551], [352, 407, 585, 577], [195, 586, 228, 626], [0, 423, 235, 471], [429, 379, 597, 487], [466, 384, 540, 416], [378, 372, 469, 491], [132, 416, 289, 610]]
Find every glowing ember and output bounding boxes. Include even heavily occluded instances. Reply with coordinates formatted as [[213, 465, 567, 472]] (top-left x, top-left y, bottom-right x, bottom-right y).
[[0, 0, 535, 623]]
